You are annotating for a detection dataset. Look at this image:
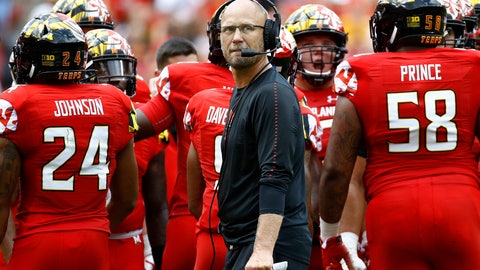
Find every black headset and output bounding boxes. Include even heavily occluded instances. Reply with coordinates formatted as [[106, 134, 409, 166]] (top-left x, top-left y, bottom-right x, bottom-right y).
[[208, 0, 281, 53], [258, 0, 282, 51]]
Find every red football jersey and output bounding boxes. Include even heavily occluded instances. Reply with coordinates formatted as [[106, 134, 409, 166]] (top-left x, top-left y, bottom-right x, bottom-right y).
[[334, 48, 480, 198], [294, 85, 336, 159], [112, 77, 165, 233], [294, 88, 323, 153], [141, 62, 234, 217], [0, 83, 136, 239], [184, 87, 232, 232]]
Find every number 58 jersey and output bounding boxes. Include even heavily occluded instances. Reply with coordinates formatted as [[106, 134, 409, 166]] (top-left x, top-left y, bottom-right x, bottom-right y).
[[0, 83, 137, 239], [334, 48, 480, 198]]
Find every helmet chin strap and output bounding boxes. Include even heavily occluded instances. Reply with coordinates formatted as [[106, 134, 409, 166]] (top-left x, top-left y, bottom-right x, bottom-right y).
[[29, 64, 36, 79], [389, 25, 398, 50], [389, 26, 398, 44]]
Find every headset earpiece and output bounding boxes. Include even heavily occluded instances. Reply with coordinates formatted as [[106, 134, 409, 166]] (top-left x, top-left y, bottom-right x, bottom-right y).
[[207, 0, 235, 63], [260, 0, 281, 51]]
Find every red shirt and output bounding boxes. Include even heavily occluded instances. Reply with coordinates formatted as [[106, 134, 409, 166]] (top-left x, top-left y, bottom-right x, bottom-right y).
[[112, 77, 165, 233], [294, 85, 336, 159], [140, 62, 234, 217], [334, 48, 480, 198], [184, 87, 232, 232], [294, 88, 323, 152], [0, 83, 136, 239]]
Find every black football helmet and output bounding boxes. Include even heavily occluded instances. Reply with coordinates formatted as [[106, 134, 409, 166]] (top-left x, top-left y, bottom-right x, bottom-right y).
[[12, 12, 87, 84], [439, 0, 466, 48], [85, 29, 137, 97], [285, 4, 348, 87], [52, 0, 114, 30], [370, 0, 447, 52]]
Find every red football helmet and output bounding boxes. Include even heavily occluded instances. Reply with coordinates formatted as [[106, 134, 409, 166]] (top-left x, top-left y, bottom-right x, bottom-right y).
[[285, 4, 348, 86]]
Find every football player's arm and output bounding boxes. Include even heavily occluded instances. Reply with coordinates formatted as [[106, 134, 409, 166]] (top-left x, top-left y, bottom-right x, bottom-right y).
[[319, 95, 361, 230], [0, 138, 20, 263], [339, 156, 366, 235], [339, 155, 367, 270], [135, 97, 175, 142], [135, 110, 156, 142], [319, 96, 360, 270], [186, 143, 205, 220], [309, 152, 322, 237], [108, 139, 138, 229], [304, 149, 313, 235], [0, 210, 14, 264], [143, 150, 168, 268]]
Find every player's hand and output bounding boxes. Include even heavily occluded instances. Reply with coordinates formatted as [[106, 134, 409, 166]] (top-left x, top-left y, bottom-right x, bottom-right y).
[[340, 232, 366, 270], [358, 234, 370, 269], [321, 235, 354, 270], [349, 253, 366, 270], [144, 254, 155, 270]]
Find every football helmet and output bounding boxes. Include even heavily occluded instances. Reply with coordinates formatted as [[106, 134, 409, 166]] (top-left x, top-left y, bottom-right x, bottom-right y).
[[439, 0, 466, 48], [475, 3, 480, 16], [52, 0, 114, 30], [285, 4, 348, 86], [460, 0, 477, 49], [370, 0, 447, 52], [12, 12, 87, 84], [271, 26, 298, 84], [85, 28, 137, 96]]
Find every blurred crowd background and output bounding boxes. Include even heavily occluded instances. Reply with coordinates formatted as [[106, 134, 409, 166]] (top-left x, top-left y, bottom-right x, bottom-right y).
[[0, 0, 386, 90]]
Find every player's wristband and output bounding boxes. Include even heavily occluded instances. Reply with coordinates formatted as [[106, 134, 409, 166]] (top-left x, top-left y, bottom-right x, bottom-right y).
[[320, 217, 339, 242], [151, 245, 165, 270]]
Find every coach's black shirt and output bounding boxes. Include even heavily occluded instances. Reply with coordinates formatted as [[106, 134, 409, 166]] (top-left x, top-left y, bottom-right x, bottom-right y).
[[218, 67, 311, 264]]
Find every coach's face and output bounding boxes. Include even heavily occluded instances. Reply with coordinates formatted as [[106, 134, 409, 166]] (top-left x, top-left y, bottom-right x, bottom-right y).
[[220, 0, 267, 69]]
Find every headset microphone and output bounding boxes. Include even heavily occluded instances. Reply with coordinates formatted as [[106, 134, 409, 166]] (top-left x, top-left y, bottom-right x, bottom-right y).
[[241, 49, 271, 57]]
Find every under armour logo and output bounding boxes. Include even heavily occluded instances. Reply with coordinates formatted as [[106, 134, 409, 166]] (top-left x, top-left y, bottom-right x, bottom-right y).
[[327, 95, 338, 104], [133, 235, 142, 245]]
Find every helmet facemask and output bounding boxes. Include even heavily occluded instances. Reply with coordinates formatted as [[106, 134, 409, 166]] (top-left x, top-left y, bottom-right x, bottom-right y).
[[285, 4, 348, 87], [296, 42, 345, 86], [87, 54, 137, 96], [85, 29, 137, 97], [444, 19, 466, 48]]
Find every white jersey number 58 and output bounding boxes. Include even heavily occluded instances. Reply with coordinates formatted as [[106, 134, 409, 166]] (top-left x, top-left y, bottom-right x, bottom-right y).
[[387, 90, 457, 153]]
